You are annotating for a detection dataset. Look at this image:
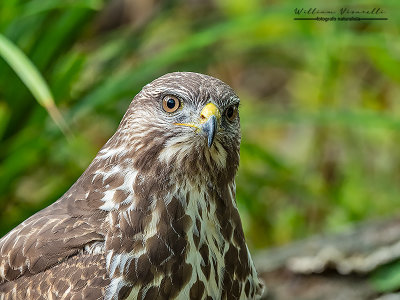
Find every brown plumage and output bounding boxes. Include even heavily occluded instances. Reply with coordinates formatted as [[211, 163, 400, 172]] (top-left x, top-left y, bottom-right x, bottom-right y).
[[0, 72, 264, 299]]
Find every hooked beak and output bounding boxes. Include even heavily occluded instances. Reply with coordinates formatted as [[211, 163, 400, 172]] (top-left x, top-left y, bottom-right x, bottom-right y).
[[174, 103, 221, 148], [202, 115, 217, 147]]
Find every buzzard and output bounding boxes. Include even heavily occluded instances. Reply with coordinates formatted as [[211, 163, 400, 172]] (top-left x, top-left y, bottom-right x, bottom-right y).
[[0, 72, 264, 299]]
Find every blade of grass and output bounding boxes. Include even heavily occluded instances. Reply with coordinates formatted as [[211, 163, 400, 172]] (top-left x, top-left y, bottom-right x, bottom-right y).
[[0, 33, 71, 138], [20, 0, 103, 18]]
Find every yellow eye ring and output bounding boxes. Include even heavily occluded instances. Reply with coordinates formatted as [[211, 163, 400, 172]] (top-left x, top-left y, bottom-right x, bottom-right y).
[[225, 105, 238, 121], [162, 95, 180, 113]]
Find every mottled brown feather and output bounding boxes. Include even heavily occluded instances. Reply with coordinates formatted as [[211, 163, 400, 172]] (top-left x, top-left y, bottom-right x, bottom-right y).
[[0, 72, 263, 300]]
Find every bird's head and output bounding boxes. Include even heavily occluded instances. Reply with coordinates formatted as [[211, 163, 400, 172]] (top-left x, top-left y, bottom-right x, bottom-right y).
[[109, 72, 241, 184]]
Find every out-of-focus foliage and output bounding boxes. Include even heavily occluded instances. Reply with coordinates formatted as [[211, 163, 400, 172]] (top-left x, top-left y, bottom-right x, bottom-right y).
[[371, 260, 400, 293], [1, 0, 400, 258]]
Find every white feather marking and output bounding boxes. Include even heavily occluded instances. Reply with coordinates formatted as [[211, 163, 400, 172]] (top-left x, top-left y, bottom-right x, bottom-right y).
[[101, 165, 122, 182], [158, 135, 193, 164], [210, 141, 227, 169], [91, 172, 104, 184], [0, 264, 5, 279], [106, 250, 113, 269], [98, 168, 138, 211], [144, 209, 160, 238], [230, 182, 238, 209], [99, 190, 116, 211], [97, 147, 126, 160], [119, 254, 131, 273], [120, 169, 138, 194], [108, 252, 133, 278], [84, 241, 105, 255], [105, 276, 130, 300], [109, 253, 121, 277], [61, 286, 72, 299]]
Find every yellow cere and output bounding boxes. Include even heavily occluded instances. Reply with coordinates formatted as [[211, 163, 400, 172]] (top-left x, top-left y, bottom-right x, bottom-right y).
[[199, 103, 221, 124], [174, 103, 221, 129]]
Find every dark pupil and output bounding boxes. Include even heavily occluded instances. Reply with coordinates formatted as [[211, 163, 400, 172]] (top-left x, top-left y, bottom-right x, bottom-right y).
[[167, 98, 176, 109], [227, 107, 234, 118]]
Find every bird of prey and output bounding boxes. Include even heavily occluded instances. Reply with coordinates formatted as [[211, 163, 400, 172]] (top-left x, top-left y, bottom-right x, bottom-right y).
[[0, 72, 264, 299]]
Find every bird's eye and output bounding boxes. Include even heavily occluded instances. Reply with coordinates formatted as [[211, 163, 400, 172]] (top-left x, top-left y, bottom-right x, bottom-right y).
[[225, 105, 238, 121], [162, 95, 180, 113]]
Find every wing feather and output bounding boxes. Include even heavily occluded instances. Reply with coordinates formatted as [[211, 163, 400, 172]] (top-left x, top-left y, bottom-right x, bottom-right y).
[[0, 253, 110, 300], [0, 182, 106, 284]]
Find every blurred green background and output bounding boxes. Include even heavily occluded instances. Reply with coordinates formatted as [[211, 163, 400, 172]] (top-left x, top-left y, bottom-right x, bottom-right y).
[[0, 0, 400, 252]]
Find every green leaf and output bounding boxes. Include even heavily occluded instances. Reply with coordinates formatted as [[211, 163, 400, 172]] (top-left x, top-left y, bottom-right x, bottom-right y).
[[0, 33, 70, 137], [370, 260, 400, 293]]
